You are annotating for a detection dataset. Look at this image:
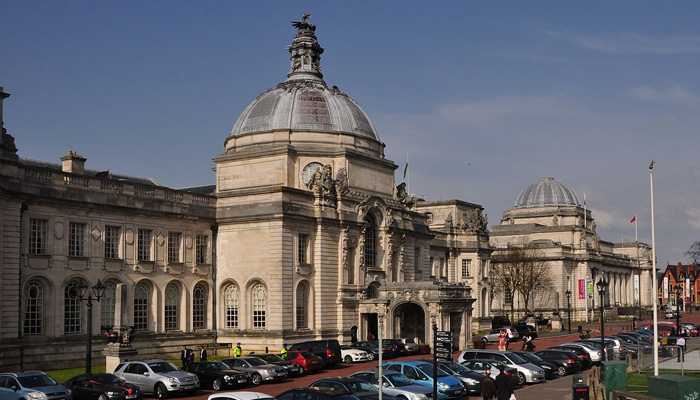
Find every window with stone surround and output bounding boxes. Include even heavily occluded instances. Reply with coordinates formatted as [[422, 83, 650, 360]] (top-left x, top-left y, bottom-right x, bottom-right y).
[[69, 222, 86, 257], [225, 285, 239, 329], [298, 233, 309, 265], [134, 283, 150, 331], [196, 235, 208, 264], [193, 283, 206, 329], [64, 280, 83, 334], [104, 226, 121, 259], [168, 232, 182, 263], [364, 215, 377, 269], [137, 229, 152, 261], [164, 283, 180, 331], [101, 281, 117, 330], [24, 280, 45, 335], [29, 219, 48, 255], [296, 282, 309, 329], [252, 283, 266, 329], [462, 259, 471, 278]]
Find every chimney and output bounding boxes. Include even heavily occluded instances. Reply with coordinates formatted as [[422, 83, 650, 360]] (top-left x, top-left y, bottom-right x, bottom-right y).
[[61, 150, 86, 175]]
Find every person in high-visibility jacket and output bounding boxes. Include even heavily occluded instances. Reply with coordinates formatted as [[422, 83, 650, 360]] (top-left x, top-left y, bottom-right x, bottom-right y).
[[280, 343, 288, 359], [233, 342, 242, 357]]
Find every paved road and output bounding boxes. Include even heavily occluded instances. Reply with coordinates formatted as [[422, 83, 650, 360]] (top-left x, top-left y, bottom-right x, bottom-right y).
[[179, 310, 700, 400]]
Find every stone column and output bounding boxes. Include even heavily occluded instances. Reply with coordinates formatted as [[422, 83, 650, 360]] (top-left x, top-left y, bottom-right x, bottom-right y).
[[103, 344, 138, 373]]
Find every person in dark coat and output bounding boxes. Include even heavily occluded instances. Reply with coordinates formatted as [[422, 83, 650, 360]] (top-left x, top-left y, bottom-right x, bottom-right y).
[[495, 365, 514, 400], [188, 349, 195, 364], [480, 369, 498, 400], [199, 345, 207, 361], [181, 345, 189, 368]]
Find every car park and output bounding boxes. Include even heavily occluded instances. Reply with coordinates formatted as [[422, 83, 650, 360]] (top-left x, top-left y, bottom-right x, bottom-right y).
[[113, 360, 199, 399], [221, 357, 287, 385], [309, 377, 399, 400], [457, 349, 545, 385], [383, 361, 464, 399], [207, 391, 274, 400], [547, 346, 592, 369], [533, 350, 582, 377], [510, 352, 557, 380], [283, 351, 323, 375], [183, 362, 250, 391], [63, 373, 142, 400], [340, 346, 371, 364], [0, 371, 72, 400], [275, 387, 361, 400], [254, 354, 303, 378], [459, 359, 519, 387], [350, 370, 433, 400], [288, 340, 342, 368]]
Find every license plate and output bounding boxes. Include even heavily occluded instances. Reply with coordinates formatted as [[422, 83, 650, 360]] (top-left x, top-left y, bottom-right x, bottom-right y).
[[455, 390, 463, 395], [238, 379, 247, 383], [127, 395, 138, 399], [278, 373, 286, 376]]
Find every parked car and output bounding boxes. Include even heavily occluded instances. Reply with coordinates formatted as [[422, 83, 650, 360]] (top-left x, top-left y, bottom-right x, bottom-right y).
[[457, 349, 544, 385], [479, 328, 518, 343], [383, 339, 408, 357], [207, 392, 274, 400], [547, 346, 592, 369], [0, 371, 72, 400], [383, 361, 464, 400], [288, 340, 342, 368], [283, 351, 323, 375], [63, 373, 142, 400], [349, 341, 385, 360], [459, 359, 519, 387], [509, 352, 557, 380], [398, 338, 420, 355], [349, 370, 433, 400], [254, 354, 303, 377], [665, 310, 680, 319], [638, 323, 677, 337], [680, 323, 699, 337], [183, 362, 250, 391], [275, 387, 361, 400], [533, 350, 582, 377], [434, 361, 482, 396], [491, 316, 511, 329], [309, 377, 399, 400], [221, 357, 287, 385], [558, 342, 603, 364], [112, 360, 199, 399], [340, 346, 371, 364], [512, 324, 538, 340]]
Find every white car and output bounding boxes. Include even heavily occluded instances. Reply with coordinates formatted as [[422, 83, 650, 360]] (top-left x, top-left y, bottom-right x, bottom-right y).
[[208, 392, 275, 400], [340, 345, 371, 363]]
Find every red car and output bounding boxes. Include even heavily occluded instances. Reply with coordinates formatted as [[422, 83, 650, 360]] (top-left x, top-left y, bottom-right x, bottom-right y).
[[284, 350, 323, 375]]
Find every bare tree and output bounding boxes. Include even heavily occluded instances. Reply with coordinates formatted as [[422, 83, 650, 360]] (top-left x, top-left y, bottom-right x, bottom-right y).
[[685, 241, 700, 264], [490, 243, 555, 319]]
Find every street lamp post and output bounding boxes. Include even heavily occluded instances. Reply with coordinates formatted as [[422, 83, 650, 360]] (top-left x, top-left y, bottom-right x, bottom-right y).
[[675, 285, 683, 336], [565, 290, 572, 334], [75, 279, 106, 374], [597, 278, 608, 361]]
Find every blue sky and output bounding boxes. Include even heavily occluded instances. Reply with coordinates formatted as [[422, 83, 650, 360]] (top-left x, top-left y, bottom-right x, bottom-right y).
[[2, 1, 699, 267]]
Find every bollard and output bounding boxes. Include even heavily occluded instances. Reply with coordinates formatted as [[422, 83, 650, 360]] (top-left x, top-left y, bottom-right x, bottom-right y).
[[572, 374, 590, 400]]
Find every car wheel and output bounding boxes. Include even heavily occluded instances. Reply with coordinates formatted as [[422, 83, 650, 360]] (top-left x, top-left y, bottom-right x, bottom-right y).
[[251, 373, 262, 386], [344, 355, 353, 363], [155, 383, 169, 399], [557, 366, 567, 377], [367, 353, 375, 361], [212, 378, 223, 391], [517, 372, 526, 386], [98, 394, 108, 400], [482, 337, 489, 343]]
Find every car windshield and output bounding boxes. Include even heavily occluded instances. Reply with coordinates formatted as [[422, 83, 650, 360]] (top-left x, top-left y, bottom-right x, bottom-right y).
[[262, 355, 283, 362], [208, 362, 232, 371], [92, 374, 122, 385], [444, 362, 472, 373], [245, 358, 267, 366], [506, 353, 527, 364], [417, 364, 448, 377], [148, 362, 179, 373], [519, 353, 543, 363], [404, 338, 415, 344], [18, 375, 58, 388], [346, 381, 378, 393], [385, 374, 412, 387], [488, 360, 505, 368]]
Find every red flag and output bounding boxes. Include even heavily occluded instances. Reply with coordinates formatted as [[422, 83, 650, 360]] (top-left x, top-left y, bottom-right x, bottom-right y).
[[630, 215, 636, 223]]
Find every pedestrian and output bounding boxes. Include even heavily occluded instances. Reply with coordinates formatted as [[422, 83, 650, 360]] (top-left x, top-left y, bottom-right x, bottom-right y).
[[281, 343, 288, 359], [180, 345, 189, 368], [199, 345, 207, 361], [498, 331, 507, 351], [520, 334, 529, 351], [495, 365, 515, 400], [234, 342, 243, 357], [480, 369, 497, 400], [188, 348, 195, 364], [367, 331, 376, 341], [677, 336, 686, 362]]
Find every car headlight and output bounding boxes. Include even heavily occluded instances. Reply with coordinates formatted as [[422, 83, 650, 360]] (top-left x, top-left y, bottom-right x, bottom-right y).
[[438, 382, 448, 389], [106, 391, 120, 396], [541, 365, 551, 370], [168, 377, 178, 383], [224, 375, 233, 381], [414, 394, 428, 400], [27, 392, 46, 400], [464, 378, 478, 385], [65, 389, 72, 396]]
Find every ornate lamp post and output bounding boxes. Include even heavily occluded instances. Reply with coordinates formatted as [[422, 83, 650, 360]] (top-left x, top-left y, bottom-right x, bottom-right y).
[[75, 279, 106, 374], [675, 285, 683, 336], [597, 278, 608, 361], [565, 289, 572, 333]]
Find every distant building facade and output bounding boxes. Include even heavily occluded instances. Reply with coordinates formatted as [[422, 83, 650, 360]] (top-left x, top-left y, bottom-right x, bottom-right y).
[[658, 262, 699, 310]]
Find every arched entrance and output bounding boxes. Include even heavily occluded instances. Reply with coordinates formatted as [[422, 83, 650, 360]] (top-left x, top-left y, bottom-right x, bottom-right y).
[[392, 302, 425, 343]]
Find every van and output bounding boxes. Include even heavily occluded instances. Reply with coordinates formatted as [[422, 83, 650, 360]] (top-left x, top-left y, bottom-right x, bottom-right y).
[[288, 340, 342, 368]]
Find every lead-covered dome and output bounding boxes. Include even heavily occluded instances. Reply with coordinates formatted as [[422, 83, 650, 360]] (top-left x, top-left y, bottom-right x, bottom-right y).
[[227, 14, 379, 143], [513, 177, 581, 209]]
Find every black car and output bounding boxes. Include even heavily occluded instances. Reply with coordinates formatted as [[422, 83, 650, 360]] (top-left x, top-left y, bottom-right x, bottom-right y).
[[510, 351, 557, 379], [512, 324, 538, 340], [288, 339, 343, 368], [184, 361, 250, 391], [492, 316, 511, 329], [276, 387, 361, 400], [352, 341, 395, 358], [435, 361, 482, 395], [63, 373, 143, 400], [533, 350, 582, 376], [310, 377, 400, 400], [548, 346, 592, 369], [256, 354, 303, 377], [383, 339, 407, 357]]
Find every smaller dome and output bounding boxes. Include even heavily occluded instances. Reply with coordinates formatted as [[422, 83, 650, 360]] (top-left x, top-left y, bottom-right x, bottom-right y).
[[513, 177, 581, 209]]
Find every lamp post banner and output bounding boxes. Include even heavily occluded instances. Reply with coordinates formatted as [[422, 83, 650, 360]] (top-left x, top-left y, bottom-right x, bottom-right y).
[[687, 279, 691, 299], [578, 279, 585, 300], [664, 277, 668, 299], [634, 275, 639, 302]]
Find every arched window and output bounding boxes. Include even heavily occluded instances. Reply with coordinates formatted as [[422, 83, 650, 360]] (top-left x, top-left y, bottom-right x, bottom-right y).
[[101, 281, 117, 331], [134, 283, 150, 331], [296, 283, 308, 329], [252, 283, 266, 329], [193, 284, 206, 329], [24, 280, 45, 335], [364, 214, 377, 269], [225, 285, 239, 329], [164, 283, 180, 331], [64, 280, 83, 334]]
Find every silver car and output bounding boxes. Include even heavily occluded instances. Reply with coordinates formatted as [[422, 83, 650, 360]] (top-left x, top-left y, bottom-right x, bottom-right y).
[[350, 370, 432, 400], [113, 360, 199, 399], [222, 357, 287, 385]]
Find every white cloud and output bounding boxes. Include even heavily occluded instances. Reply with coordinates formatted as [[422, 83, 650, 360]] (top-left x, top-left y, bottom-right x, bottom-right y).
[[437, 95, 578, 127], [547, 31, 700, 55], [629, 86, 700, 103], [687, 208, 700, 229]]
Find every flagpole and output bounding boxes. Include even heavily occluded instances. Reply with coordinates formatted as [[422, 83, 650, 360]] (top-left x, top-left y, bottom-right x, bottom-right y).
[[407, 153, 410, 196], [583, 193, 587, 230], [649, 161, 659, 376]]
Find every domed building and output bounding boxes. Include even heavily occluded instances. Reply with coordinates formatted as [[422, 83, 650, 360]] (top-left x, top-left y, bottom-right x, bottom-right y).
[[490, 177, 653, 320]]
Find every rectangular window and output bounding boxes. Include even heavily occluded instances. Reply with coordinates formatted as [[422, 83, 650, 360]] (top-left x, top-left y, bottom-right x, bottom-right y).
[[29, 219, 48, 255], [439, 258, 446, 278], [195, 235, 208, 264], [137, 229, 152, 261], [298, 234, 309, 264], [104, 226, 121, 259], [134, 298, 148, 331], [69, 222, 86, 257], [167, 232, 182, 263], [462, 259, 471, 277], [504, 291, 513, 305], [414, 247, 422, 280], [430, 257, 435, 278]]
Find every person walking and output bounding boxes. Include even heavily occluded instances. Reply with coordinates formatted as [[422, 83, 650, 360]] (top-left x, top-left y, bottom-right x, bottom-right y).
[[280, 343, 288, 359], [199, 345, 207, 361], [188, 348, 195, 365], [498, 331, 507, 351], [677, 336, 686, 362], [181, 345, 189, 368], [233, 342, 243, 357], [495, 365, 514, 400], [480, 369, 497, 400]]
